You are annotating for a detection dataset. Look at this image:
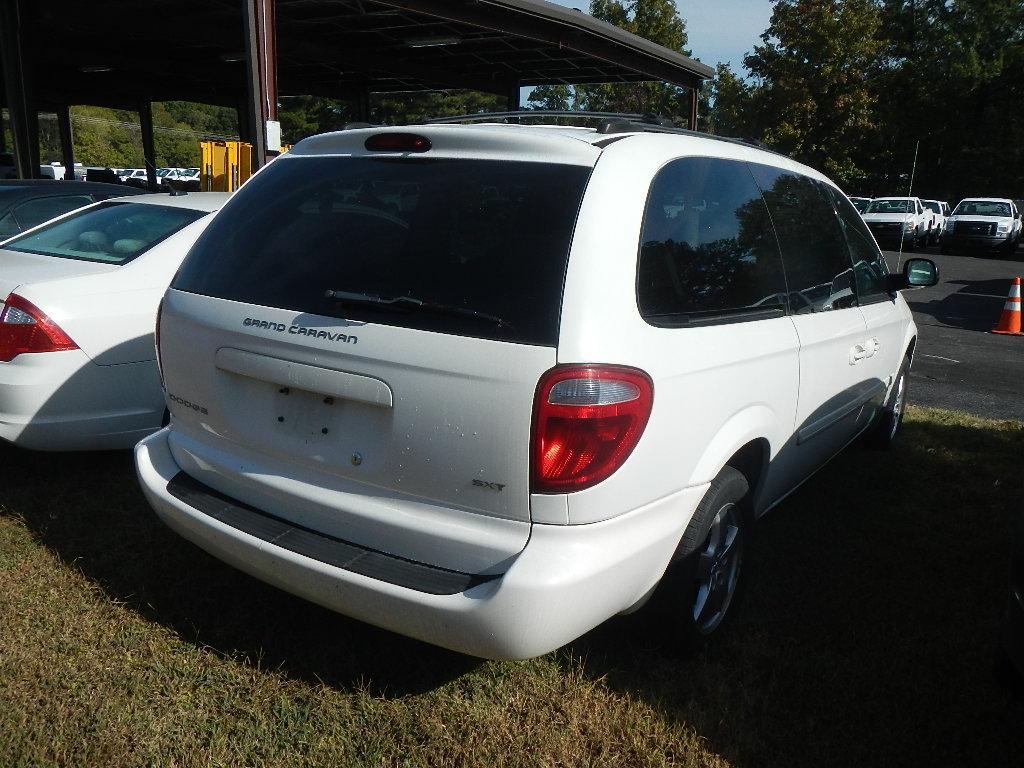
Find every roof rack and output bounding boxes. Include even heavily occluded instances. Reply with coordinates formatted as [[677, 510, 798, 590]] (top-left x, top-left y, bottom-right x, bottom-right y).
[[422, 110, 786, 157]]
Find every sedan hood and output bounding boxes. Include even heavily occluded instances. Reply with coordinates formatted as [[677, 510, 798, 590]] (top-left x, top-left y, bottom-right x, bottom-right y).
[[0, 248, 117, 302]]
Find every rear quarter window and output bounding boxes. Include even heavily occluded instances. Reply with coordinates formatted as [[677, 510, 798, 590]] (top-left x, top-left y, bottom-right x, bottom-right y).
[[637, 156, 789, 325], [173, 156, 592, 346]]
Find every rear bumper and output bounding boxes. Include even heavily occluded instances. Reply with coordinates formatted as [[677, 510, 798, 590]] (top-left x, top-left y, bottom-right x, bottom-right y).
[[136, 428, 708, 659], [0, 350, 164, 451]]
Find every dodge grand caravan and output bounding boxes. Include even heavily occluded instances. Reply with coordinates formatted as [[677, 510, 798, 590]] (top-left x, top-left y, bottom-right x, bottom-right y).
[[135, 116, 938, 659]]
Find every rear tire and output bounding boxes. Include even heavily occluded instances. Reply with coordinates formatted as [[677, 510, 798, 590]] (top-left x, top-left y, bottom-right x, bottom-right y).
[[655, 466, 750, 653], [864, 355, 910, 449]]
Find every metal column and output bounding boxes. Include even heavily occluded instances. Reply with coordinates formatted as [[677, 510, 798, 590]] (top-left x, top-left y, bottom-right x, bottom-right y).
[[57, 104, 74, 181], [139, 102, 158, 191], [243, 0, 279, 169], [0, 0, 38, 178], [689, 85, 698, 132], [356, 90, 370, 123], [506, 80, 521, 112]]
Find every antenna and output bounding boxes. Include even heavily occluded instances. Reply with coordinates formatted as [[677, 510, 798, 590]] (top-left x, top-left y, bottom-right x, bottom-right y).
[[897, 140, 920, 270]]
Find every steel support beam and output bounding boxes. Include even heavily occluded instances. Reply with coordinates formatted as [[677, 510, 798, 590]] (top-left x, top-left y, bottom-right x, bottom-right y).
[[356, 89, 370, 122], [0, 0, 38, 178], [506, 80, 521, 111], [57, 104, 75, 181], [689, 85, 697, 132], [243, 0, 279, 169], [139, 102, 158, 191]]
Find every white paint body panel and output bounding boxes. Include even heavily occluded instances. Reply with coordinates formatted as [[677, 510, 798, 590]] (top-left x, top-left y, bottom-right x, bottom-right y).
[[0, 194, 228, 450]]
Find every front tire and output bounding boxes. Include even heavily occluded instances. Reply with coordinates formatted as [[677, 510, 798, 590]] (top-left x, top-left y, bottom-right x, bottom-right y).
[[657, 466, 750, 652]]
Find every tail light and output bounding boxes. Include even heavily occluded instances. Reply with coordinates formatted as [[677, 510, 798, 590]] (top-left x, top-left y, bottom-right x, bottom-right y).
[[0, 293, 79, 362], [154, 297, 165, 388], [532, 365, 653, 493]]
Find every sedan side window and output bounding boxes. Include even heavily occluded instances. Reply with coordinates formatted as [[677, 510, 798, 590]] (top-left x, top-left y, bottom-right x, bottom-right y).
[[637, 156, 789, 325], [823, 184, 891, 305], [13, 195, 94, 231], [748, 164, 856, 313]]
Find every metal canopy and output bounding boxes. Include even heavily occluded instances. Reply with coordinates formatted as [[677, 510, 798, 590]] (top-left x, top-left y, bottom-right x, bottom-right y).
[[17, 0, 712, 108]]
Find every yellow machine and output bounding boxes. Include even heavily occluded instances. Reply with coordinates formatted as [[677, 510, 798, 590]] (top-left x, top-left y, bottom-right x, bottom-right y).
[[200, 141, 291, 192]]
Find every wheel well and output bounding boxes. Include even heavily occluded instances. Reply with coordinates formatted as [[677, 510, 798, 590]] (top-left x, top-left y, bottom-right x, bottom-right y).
[[906, 336, 917, 362], [724, 438, 769, 506]]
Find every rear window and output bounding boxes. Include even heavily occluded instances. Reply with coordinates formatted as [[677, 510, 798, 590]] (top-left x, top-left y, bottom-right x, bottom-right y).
[[3, 202, 206, 264], [173, 156, 592, 346]]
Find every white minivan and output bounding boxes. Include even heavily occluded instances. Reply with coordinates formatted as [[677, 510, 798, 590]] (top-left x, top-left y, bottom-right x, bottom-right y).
[[135, 118, 938, 659]]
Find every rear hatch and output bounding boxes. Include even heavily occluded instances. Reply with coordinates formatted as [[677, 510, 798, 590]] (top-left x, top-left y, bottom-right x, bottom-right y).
[[160, 129, 597, 573]]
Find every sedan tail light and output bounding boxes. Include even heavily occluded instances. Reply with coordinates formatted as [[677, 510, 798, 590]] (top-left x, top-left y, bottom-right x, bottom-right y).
[[0, 293, 79, 362], [532, 365, 653, 493]]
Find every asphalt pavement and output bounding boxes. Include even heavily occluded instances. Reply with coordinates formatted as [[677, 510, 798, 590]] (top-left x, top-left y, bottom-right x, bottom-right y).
[[882, 245, 1024, 422]]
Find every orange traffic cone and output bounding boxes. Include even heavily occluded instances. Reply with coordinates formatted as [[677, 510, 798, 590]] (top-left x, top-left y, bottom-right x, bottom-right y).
[[992, 277, 1023, 336]]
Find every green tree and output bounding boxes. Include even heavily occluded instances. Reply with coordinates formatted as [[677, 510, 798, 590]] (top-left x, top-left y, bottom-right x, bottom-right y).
[[528, 0, 696, 126], [699, 63, 752, 138], [741, 0, 883, 184], [868, 0, 1024, 200]]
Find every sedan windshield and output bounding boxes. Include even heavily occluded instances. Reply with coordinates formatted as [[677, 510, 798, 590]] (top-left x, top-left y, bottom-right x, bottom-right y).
[[2, 202, 207, 264], [952, 201, 1012, 217], [866, 199, 912, 214], [924, 201, 941, 214]]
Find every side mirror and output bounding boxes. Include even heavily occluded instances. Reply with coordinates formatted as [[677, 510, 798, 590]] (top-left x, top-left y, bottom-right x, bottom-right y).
[[890, 258, 939, 291]]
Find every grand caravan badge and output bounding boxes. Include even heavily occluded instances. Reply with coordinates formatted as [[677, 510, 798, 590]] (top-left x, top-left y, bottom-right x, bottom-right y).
[[242, 317, 358, 345]]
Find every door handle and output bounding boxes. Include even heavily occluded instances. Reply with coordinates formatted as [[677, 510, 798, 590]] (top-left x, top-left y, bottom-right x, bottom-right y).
[[849, 344, 869, 365]]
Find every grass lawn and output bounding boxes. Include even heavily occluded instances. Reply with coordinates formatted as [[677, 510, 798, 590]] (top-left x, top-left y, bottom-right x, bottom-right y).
[[1, 406, 1022, 767]]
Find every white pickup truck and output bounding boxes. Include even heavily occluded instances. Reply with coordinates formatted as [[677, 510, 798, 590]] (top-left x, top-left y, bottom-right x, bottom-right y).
[[922, 200, 950, 245], [942, 198, 1022, 256], [863, 197, 931, 250]]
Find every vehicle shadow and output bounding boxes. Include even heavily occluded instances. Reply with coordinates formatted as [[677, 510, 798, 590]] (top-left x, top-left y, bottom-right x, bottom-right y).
[[0, 442, 479, 697], [905, 278, 1013, 331], [554, 413, 1024, 767]]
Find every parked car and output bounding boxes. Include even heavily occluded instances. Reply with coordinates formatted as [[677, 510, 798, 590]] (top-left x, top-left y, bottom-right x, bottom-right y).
[[123, 169, 151, 188], [863, 196, 931, 250], [1004, 502, 1024, 681], [0, 192, 229, 451], [942, 198, 1022, 256], [0, 179, 146, 240], [849, 196, 871, 214], [922, 199, 949, 245], [134, 121, 937, 660]]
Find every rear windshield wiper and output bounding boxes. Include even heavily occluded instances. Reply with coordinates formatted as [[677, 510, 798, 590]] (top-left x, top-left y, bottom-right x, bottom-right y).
[[324, 289, 515, 330]]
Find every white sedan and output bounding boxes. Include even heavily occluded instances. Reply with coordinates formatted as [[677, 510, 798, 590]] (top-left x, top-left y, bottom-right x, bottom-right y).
[[0, 192, 229, 450]]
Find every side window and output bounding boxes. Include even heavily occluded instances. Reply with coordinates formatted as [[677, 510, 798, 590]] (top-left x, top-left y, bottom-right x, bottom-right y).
[[0, 211, 19, 238], [748, 164, 856, 314], [13, 195, 93, 231], [823, 184, 891, 304], [637, 156, 789, 324]]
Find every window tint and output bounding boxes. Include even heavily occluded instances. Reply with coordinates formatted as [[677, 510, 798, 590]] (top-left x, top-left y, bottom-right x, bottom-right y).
[[749, 164, 856, 314], [0, 211, 18, 239], [952, 200, 1012, 217], [4, 202, 206, 264], [173, 156, 592, 346], [637, 156, 788, 325], [13, 195, 94, 230], [824, 184, 891, 304]]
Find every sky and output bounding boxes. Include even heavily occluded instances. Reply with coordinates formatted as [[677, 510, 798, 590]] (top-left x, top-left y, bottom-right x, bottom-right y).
[[546, 0, 774, 71]]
